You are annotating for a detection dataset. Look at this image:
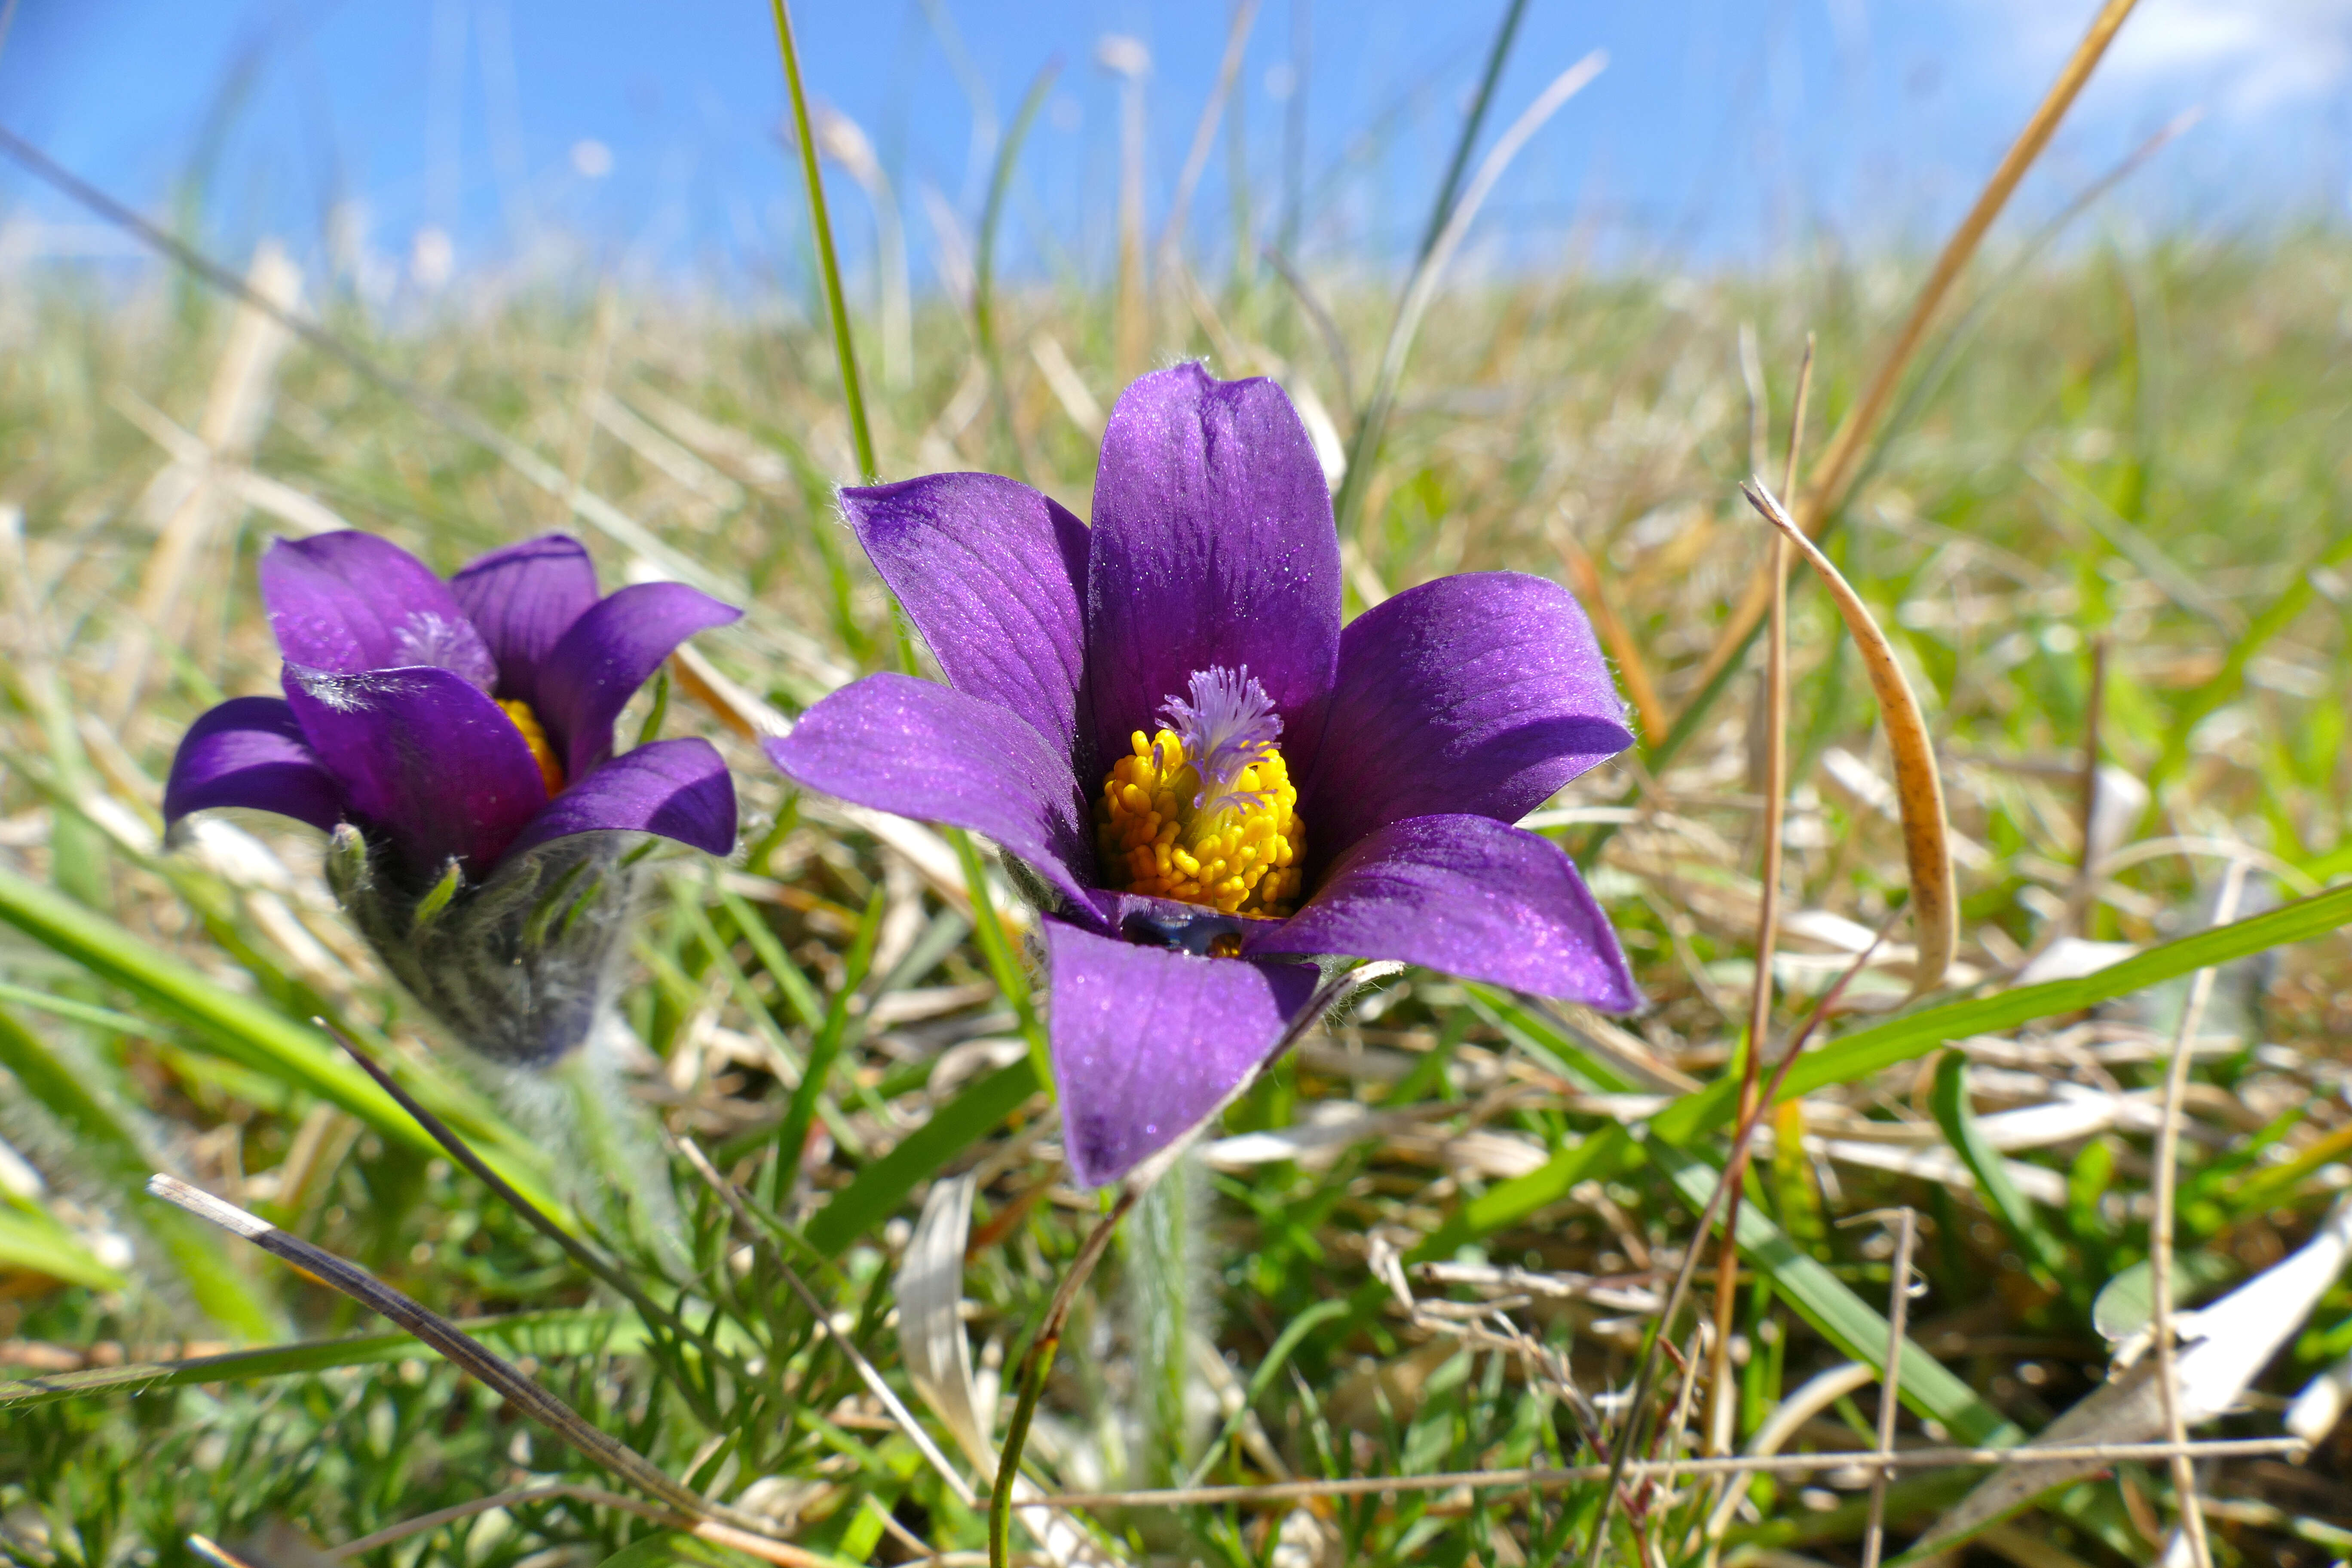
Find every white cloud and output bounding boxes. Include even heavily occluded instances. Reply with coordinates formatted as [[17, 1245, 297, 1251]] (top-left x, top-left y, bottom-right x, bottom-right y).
[[1980, 0, 2352, 114]]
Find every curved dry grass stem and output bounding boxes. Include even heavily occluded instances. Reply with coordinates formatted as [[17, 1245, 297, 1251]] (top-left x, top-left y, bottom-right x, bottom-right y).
[[1156, 0, 1261, 277], [1677, 0, 2143, 712], [1740, 479, 1957, 993]]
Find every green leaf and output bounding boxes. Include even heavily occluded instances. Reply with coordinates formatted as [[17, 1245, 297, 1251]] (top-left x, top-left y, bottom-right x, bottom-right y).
[[947, 827, 1050, 1091], [1929, 1050, 2068, 1288], [409, 857, 462, 931], [1653, 882, 2352, 1145], [803, 1059, 1041, 1257]]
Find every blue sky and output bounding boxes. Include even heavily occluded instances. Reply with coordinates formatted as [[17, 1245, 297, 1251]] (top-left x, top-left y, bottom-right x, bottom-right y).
[[2, 1, 2348, 294]]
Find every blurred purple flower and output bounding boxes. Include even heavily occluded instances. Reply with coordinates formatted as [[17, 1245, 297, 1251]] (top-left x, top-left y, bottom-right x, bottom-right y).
[[165, 531, 740, 1061], [767, 364, 1638, 1185]]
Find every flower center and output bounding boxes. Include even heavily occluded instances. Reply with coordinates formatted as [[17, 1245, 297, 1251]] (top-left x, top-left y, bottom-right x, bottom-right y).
[[500, 699, 566, 796], [1095, 667, 1305, 919]]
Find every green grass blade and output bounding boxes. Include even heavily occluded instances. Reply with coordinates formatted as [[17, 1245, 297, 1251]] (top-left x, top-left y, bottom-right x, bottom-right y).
[[1929, 1050, 2067, 1287], [1653, 880, 2352, 1145], [947, 827, 1050, 1091], [769, 0, 876, 484], [0, 1005, 279, 1337], [714, 884, 825, 1032], [0, 1199, 125, 1293], [0, 1307, 625, 1409], [974, 59, 1058, 366], [772, 886, 885, 1209], [803, 1058, 1040, 1257], [1647, 1138, 2021, 1446], [1410, 0, 1528, 268], [973, 58, 1059, 473]]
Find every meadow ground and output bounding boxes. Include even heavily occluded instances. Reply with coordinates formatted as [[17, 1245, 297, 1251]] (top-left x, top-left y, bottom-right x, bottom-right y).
[[1, 226, 2351, 1567]]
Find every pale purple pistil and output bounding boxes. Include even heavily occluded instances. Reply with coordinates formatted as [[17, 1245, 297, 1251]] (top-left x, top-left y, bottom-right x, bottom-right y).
[[1159, 665, 1282, 816]]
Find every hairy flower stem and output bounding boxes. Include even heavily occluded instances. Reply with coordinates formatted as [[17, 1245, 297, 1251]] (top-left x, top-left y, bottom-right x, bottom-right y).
[[1130, 1155, 1206, 1482], [991, 1185, 1142, 1568]]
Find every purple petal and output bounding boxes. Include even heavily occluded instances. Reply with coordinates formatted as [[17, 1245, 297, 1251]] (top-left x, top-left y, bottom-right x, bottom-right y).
[[763, 674, 1098, 913], [1305, 572, 1632, 862], [535, 582, 741, 781], [1245, 814, 1640, 1011], [163, 696, 347, 834], [282, 662, 549, 880], [843, 473, 1092, 769], [1084, 364, 1341, 785], [507, 738, 737, 858], [1046, 918, 1322, 1186], [259, 533, 497, 689], [448, 533, 602, 708]]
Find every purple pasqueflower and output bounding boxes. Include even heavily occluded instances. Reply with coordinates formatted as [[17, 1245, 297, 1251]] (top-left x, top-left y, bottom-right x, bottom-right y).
[[164, 530, 741, 1062], [766, 364, 1640, 1186]]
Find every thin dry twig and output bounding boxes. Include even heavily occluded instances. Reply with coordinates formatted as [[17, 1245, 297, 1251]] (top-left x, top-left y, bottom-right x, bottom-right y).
[[1011, 1437, 2305, 1513], [1859, 1208, 1918, 1568], [2153, 857, 2250, 1568]]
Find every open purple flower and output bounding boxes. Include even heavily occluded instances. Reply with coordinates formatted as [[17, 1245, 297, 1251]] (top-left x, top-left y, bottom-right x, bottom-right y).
[[767, 364, 1639, 1186], [165, 530, 740, 1062]]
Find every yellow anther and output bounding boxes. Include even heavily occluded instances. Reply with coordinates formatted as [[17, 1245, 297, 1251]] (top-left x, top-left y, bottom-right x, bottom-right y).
[[1095, 721, 1305, 918], [500, 699, 566, 796]]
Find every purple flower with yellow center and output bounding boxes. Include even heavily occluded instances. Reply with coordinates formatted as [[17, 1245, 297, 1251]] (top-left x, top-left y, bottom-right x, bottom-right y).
[[767, 364, 1639, 1186], [163, 531, 740, 1062]]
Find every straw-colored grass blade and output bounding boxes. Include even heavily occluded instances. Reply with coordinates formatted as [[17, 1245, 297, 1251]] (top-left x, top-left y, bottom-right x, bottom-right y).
[[1741, 481, 1957, 994]]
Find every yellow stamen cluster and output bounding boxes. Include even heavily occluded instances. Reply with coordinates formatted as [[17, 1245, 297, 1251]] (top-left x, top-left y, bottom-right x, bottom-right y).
[[499, 699, 567, 796], [1096, 728, 1305, 917]]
